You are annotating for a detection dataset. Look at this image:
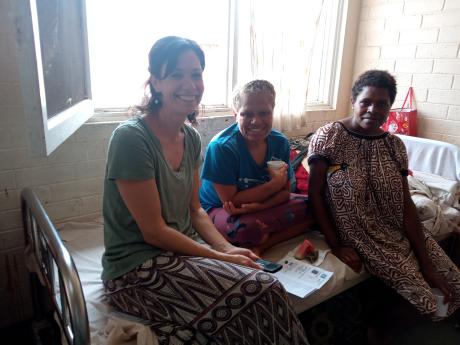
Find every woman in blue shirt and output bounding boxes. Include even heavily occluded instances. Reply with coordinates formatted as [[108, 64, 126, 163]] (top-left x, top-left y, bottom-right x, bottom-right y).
[[200, 80, 312, 255]]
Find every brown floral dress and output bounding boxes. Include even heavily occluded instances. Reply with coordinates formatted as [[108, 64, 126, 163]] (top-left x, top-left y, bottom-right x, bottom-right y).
[[308, 122, 460, 317]]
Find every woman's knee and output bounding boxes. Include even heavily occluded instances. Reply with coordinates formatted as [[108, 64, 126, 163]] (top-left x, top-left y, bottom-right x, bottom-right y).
[[230, 220, 267, 246], [210, 210, 266, 246]]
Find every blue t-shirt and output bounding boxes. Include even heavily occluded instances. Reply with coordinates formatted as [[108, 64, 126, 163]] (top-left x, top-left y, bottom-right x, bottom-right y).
[[200, 123, 293, 211]]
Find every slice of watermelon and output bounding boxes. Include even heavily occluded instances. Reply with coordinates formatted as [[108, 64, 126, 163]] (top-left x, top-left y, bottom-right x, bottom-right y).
[[294, 239, 315, 260]]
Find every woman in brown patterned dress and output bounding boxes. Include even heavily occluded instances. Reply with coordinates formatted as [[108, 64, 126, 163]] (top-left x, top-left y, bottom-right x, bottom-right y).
[[307, 70, 460, 342]]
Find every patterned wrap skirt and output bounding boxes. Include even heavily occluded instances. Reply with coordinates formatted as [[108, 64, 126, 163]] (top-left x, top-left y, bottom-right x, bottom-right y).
[[104, 252, 309, 345]]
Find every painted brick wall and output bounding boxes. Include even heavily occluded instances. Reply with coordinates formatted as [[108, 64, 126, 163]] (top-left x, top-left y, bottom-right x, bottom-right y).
[[0, 58, 110, 325], [0, 0, 34, 326], [0, 1, 116, 323], [353, 0, 460, 146]]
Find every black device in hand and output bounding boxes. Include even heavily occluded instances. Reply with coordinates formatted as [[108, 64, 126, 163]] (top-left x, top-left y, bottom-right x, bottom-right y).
[[256, 258, 283, 273]]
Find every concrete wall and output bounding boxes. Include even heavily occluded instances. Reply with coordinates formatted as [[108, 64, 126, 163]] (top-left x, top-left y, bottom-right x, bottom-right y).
[[353, 0, 460, 145]]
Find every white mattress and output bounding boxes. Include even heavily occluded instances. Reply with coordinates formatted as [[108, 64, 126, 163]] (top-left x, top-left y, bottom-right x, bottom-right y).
[[57, 219, 369, 344]]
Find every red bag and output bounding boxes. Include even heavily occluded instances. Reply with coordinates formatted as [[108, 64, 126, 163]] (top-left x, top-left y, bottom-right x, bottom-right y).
[[381, 87, 417, 136], [290, 149, 309, 195]]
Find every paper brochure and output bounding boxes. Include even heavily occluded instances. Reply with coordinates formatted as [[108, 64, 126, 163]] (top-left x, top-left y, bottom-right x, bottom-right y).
[[273, 252, 333, 298]]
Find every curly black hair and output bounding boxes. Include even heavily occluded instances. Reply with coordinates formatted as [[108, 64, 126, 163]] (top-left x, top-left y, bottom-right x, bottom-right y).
[[351, 70, 397, 105]]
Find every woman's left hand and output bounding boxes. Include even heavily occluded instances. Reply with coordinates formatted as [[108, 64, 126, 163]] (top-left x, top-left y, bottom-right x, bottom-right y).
[[422, 267, 452, 303]]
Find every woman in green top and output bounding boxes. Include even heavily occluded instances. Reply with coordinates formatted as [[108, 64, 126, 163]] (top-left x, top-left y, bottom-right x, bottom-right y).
[[102, 36, 309, 345]]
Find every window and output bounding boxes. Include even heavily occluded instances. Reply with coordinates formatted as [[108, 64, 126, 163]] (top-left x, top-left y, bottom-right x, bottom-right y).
[[17, 0, 347, 155], [86, 0, 231, 109], [306, 0, 344, 106], [87, 0, 346, 112], [16, 0, 93, 156]]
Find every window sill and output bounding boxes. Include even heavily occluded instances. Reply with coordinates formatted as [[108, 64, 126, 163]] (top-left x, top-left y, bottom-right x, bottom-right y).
[[87, 104, 337, 125], [306, 103, 334, 111], [88, 106, 235, 123]]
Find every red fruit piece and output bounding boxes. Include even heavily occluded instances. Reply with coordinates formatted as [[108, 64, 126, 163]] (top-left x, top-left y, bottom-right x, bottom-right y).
[[294, 239, 315, 260]]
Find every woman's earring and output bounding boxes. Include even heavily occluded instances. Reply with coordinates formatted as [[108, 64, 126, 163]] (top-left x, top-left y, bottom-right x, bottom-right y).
[[153, 92, 163, 107], [187, 111, 197, 125]]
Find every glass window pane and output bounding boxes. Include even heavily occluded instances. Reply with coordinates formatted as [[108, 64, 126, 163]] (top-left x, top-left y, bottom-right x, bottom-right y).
[[37, 0, 89, 118], [86, 0, 229, 109]]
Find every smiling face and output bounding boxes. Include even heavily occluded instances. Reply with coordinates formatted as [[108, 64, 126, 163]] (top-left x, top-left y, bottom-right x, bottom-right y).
[[236, 92, 274, 143], [152, 50, 204, 118], [350, 86, 392, 135]]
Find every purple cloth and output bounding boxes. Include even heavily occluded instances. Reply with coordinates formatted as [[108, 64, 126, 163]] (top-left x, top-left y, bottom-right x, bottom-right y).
[[208, 193, 309, 246]]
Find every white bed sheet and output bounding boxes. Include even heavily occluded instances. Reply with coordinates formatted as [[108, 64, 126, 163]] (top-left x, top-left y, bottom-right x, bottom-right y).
[[58, 219, 156, 345]]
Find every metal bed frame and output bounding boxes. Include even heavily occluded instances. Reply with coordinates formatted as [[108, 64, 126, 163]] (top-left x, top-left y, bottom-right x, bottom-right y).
[[21, 187, 90, 345]]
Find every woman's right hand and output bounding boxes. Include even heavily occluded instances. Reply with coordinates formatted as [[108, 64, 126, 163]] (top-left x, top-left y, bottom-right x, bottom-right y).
[[332, 246, 362, 272], [218, 252, 262, 270], [422, 266, 453, 304]]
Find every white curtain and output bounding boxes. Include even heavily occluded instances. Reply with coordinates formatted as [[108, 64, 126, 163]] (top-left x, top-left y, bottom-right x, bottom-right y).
[[248, 0, 324, 131]]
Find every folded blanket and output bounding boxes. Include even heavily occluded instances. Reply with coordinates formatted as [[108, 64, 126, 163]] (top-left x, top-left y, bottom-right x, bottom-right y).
[[408, 175, 460, 238], [412, 171, 460, 209]]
